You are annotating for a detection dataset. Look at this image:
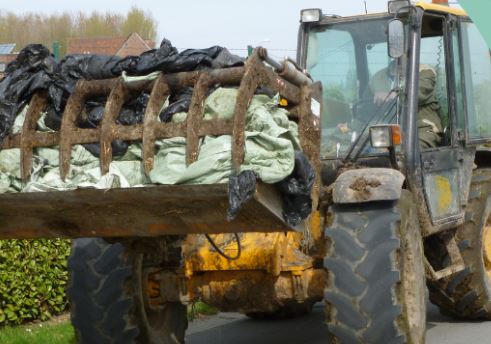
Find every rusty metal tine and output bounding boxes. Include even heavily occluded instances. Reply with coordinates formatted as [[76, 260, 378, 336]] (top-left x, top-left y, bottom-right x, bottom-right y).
[[20, 93, 48, 181], [186, 73, 210, 166], [143, 74, 170, 174], [59, 81, 89, 180], [1, 134, 20, 149], [231, 53, 263, 172], [4, 62, 310, 182], [261, 67, 301, 105], [99, 79, 129, 175], [298, 85, 320, 165]]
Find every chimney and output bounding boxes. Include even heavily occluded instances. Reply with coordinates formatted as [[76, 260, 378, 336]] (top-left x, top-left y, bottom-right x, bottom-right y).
[[432, 0, 449, 5]]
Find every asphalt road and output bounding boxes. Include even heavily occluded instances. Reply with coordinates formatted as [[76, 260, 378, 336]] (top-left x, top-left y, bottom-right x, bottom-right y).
[[186, 303, 491, 344]]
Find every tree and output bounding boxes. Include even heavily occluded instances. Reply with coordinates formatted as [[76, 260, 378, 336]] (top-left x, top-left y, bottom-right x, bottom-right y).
[[0, 8, 158, 57], [122, 7, 157, 41]]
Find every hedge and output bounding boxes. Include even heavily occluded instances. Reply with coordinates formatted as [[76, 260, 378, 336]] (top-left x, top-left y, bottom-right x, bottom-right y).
[[0, 239, 71, 325]]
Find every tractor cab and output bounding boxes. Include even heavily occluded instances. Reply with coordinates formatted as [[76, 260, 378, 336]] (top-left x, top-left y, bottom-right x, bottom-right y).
[[299, 2, 491, 342], [298, 1, 491, 234]]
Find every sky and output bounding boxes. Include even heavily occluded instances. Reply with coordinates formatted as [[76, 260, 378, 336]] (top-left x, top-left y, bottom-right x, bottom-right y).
[[0, 1, 462, 59], [0, 0, 394, 59]]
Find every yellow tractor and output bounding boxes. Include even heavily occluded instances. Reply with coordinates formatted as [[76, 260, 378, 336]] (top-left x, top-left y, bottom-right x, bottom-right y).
[[1, 1, 491, 343]]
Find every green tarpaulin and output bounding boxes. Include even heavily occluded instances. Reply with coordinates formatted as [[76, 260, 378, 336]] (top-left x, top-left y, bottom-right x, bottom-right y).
[[0, 88, 299, 193]]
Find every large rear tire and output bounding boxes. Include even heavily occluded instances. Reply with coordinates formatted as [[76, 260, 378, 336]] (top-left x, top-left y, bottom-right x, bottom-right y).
[[68, 238, 188, 344], [324, 190, 426, 343], [427, 169, 491, 319]]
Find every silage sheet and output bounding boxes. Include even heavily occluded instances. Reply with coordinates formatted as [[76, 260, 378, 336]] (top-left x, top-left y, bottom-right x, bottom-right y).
[[0, 87, 299, 193]]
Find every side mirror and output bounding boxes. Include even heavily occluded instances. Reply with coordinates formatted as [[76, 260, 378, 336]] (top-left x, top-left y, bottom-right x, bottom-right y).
[[388, 0, 410, 14], [388, 19, 405, 58]]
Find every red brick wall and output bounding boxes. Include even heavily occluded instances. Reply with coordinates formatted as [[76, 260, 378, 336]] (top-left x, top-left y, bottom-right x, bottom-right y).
[[68, 33, 152, 57], [67, 37, 125, 55]]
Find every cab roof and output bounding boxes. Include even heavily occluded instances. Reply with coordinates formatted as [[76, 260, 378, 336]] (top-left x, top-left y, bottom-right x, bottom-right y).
[[415, 1, 467, 17]]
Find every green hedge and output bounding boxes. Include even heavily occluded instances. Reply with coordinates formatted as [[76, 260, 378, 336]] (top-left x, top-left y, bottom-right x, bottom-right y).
[[0, 239, 71, 325]]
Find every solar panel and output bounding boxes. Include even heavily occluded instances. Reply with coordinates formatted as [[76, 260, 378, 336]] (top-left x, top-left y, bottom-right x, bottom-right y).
[[0, 44, 16, 54]]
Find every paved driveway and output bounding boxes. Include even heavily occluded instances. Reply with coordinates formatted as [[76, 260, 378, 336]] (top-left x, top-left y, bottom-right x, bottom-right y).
[[186, 303, 491, 344]]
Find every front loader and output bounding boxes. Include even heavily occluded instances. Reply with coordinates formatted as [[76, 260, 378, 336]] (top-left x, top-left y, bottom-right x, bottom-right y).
[[1, 1, 491, 344]]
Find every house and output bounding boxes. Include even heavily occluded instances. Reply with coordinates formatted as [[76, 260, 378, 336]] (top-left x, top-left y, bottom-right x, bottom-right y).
[[0, 44, 17, 78], [67, 32, 155, 57]]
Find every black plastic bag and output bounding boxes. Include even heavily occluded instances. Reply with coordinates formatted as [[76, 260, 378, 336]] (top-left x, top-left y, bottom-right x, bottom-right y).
[[0, 44, 56, 140], [159, 87, 193, 122], [169, 46, 243, 72], [75, 93, 149, 157], [83, 140, 129, 157], [58, 54, 123, 80], [227, 170, 257, 221], [121, 93, 149, 125], [127, 41, 243, 75], [0, 38, 244, 143], [211, 48, 244, 69], [43, 106, 62, 131], [129, 38, 179, 75], [0, 101, 20, 139], [276, 151, 315, 227]]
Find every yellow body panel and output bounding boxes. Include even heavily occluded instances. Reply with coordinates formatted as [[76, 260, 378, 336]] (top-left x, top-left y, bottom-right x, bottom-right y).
[[181, 230, 325, 313], [434, 175, 453, 213], [183, 232, 312, 276], [483, 226, 491, 279], [415, 2, 467, 17]]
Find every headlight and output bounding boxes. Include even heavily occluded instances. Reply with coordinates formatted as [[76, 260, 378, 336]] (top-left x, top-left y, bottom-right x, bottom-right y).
[[369, 124, 402, 148], [300, 9, 322, 23]]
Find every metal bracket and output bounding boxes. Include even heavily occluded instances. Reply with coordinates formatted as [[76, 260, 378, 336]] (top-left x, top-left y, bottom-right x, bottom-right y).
[[291, 271, 308, 301], [425, 231, 465, 280]]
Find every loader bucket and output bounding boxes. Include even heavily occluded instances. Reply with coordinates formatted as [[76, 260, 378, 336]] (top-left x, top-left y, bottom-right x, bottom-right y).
[[0, 183, 303, 239], [0, 49, 321, 239]]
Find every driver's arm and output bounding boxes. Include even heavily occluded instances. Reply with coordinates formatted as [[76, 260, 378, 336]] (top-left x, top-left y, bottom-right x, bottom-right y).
[[417, 66, 443, 148], [370, 67, 394, 105]]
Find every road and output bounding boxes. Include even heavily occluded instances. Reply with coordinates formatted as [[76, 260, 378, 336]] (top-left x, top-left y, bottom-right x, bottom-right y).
[[186, 303, 491, 344]]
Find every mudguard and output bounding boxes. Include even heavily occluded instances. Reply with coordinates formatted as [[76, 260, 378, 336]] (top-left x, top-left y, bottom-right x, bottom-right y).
[[332, 168, 405, 204]]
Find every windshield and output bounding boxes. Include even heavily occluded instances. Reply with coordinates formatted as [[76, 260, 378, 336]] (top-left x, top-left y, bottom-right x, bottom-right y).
[[306, 17, 406, 159]]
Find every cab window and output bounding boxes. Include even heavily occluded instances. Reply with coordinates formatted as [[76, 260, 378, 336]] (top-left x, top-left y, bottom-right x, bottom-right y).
[[460, 21, 491, 141]]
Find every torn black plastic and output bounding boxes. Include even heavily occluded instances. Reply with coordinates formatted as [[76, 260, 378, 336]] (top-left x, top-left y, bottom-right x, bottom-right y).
[[227, 170, 257, 221], [276, 151, 315, 227]]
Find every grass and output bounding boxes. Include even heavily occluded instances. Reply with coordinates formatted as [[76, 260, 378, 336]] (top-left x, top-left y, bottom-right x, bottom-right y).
[[188, 301, 219, 320], [0, 321, 75, 344]]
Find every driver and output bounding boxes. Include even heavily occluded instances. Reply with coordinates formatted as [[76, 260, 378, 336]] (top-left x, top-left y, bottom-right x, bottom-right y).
[[370, 60, 443, 149]]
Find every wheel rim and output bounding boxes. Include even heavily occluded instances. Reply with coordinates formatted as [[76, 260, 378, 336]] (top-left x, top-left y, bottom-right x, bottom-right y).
[[136, 254, 173, 340], [482, 225, 491, 280]]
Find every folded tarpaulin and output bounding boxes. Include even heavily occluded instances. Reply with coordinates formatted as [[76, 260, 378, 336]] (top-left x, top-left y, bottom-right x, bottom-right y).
[[148, 88, 299, 185]]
